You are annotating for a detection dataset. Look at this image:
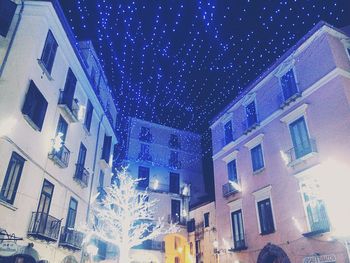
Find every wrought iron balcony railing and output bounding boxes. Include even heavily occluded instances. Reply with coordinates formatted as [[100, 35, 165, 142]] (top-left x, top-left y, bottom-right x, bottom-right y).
[[277, 90, 301, 108], [284, 138, 317, 166], [74, 164, 89, 188], [133, 240, 165, 252], [59, 226, 84, 250], [138, 152, 153, 162], [242, 118, 259, 134], [27, 212, 61, 242], [222, 182, 239, 197], [169, 160, 182, 170], [303, 204, 330, 237], [230, 239, 247, 252], [168, 214, 187, 226], [48, 145, 70, 168], [139, 133, 153, 143], [58, 90, 79, 122]]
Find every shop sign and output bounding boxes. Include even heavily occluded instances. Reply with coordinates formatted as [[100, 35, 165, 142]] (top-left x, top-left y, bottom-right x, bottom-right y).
[[303, 254, 336, 263], [0, 241, 18, 257]]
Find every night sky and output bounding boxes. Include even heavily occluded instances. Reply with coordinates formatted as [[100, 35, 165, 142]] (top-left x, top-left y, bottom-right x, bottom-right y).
[[59, 0, 350, 196]]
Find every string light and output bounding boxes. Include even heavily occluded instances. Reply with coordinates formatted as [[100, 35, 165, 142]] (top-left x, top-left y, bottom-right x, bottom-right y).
[[61, 1, 348, 190]]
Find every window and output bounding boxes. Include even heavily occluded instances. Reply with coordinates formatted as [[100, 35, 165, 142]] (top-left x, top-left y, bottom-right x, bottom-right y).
[[66, 198, 78, 228], [169, 151, 180, 169], [227, 159, 237, 182], [139, 143, 152, 161], [0, 152, 25, 204], [187, 218, 195, 233], [84, 100, 93, 131], [257, 198, 275, 235], [169, 134, 180, 149], [204, 212, 209, 228], [54, 116, 68, 156], [0, 0, 16, 37], [171, 199, 181, 223], [289, 116, 312, 159], [40, 30, 58, 74], [139, 127, 152, 142], [301, 181, 330, 234], [60, 68, 77, 109], [231, 209, 246, 250], [138, 166, 150, 189], [37, 180, 54, 216], [169, 172, 180, 194], [245, 100, 258, 128], [75, 143, 87, 180], [101, 134, 112, 163], [224, 121, 233, 144], [22, 80, 48, 131], [280, 69, 298, 101], [251, 144, 264, 172]]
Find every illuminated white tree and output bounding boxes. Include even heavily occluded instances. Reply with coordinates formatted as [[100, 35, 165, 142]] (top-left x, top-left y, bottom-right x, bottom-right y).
[[84, 168, 178, 263]]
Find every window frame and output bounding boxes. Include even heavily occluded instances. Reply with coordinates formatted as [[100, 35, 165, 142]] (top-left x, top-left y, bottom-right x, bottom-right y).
[[0, 0, 17, 38], [244, 99, 259, 128], [252, 185, 276, 235], [279, 67, 300, 102], [21, 80, 48, 131], [0, 152, 25, 205], [231, 209, 246, 249], [39, 29, 58, 76], [227, 159, 238, 182], [257, 198, 275, 235], [138, 166, 150, 189], [250, 143, 265, 172], [204, 212, 210, 228], [84, 99, 93, 132], [224, 120, 234, 144]]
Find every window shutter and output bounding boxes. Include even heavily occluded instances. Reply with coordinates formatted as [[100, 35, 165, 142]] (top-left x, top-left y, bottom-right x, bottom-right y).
[[0, 0, 17, 37]]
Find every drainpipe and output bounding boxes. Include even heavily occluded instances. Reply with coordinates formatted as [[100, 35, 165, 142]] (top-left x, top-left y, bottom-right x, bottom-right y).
[[0, 1, 24, 78]]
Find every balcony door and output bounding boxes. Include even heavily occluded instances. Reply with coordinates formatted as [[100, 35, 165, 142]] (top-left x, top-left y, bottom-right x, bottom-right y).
[[289, 117, 310, 159], [171, 199, 181, 222], [36, 180, 54, 233], [169, 172, 180, 194], [66, 198, 78, 229], [62, 68, 77, 108]]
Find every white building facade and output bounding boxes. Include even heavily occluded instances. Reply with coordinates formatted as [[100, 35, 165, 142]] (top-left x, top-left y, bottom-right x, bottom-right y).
[[123, 117, 207, 263], [0, 0, 118, 262]]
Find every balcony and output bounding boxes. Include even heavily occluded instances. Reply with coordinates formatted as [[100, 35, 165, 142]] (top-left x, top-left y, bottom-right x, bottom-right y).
[[169, 160, 182, 170], [284, 139, 317, 166], [168, 214, 187, 226], [195, 223, 204, 240], [48, 145, 70, 168], [303, 206, 330, 237], [230, 240, 247, 252], [242, 118, 259, 135], [222, 182, 239, 197], [169, 139, 181, 149], [59, 226, 84, 250], [138, 152, 153, 162], [27, 212, 61, 242], [74, 164, 89, 188], [277, 91, 301, 109], [58, 90, 79, 123], [133, 240, 165, 252], [139, 133, 153, 143]]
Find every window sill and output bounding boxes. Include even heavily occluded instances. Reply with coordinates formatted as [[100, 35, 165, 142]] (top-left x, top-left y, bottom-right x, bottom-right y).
[[0, 199, 17, 211], [253, 167, 265, 175], [260, 230, 275, 236], [37, 59, 54, 81], [288, 152, 317, 167], [302, 228, 330, 237], [23, 114, 41, 132]]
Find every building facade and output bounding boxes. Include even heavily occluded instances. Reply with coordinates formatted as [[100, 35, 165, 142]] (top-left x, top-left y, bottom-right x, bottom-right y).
[[0, 0, 118, 262], [188, 200, 217, 263], [210, 22, 350, 263], [123, 117, 207, 263]]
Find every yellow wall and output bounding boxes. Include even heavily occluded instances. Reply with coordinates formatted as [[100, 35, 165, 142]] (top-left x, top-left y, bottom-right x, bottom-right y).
[[164, 234, 193, 263]]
